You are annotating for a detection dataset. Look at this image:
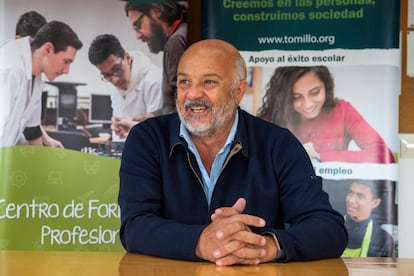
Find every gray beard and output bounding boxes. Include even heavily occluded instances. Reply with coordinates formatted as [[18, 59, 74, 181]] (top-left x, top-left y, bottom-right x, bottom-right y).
[[177, 98, 237, 138]]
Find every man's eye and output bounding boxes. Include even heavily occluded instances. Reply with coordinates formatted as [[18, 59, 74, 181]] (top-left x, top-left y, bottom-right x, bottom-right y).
[[113, 67, 122, 74], [178, 79, 190, 87], [202, 80, 217, 88]]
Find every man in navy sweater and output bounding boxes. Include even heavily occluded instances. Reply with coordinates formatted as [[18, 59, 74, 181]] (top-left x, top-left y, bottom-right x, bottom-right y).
[[118, 39, 348, 266]]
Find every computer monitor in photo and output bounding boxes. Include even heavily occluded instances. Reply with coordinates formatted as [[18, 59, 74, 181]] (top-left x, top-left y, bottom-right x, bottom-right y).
[[41, 91, 48, 124], [58, 90, 77, 119], [89, 94, 113, 126]]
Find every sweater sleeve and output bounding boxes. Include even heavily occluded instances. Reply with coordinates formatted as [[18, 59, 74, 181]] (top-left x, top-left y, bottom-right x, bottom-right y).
[[266, 129, 348, 261], [118, 121, 205, 261]]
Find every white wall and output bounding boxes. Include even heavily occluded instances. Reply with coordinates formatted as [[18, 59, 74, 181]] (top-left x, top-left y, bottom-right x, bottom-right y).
[[398, 134, 414, 258]]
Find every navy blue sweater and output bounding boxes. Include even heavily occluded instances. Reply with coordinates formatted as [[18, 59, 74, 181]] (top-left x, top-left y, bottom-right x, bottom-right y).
[[118, 109, 347, 262]]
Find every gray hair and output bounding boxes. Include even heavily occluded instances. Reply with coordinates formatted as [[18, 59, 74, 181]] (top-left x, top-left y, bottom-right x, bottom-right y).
[[231, 54, 247, 91]]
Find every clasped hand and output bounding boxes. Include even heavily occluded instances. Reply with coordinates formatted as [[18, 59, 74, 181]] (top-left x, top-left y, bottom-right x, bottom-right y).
[[195, 198, 277, 266]]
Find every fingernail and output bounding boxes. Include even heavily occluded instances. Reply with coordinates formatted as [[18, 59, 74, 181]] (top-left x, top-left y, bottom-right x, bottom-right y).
[[213, 250, 221, 258], [216, 231, 224, 239], [259, 219, 265, 226]]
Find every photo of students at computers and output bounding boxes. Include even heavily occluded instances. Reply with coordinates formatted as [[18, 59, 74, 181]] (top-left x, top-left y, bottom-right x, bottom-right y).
[[0, 12, 82, 149], [87, 33, 163, 141], [0, 1, 188, 159]]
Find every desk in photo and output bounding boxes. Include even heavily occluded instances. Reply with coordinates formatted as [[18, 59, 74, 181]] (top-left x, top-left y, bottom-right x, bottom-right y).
[[1, 251, 413, 276]]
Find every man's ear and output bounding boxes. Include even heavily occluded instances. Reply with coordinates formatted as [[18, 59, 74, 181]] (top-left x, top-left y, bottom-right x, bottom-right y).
[[125, 52, 131, 62], [234, 79, 248, 104], [42, 42, 54, 54], [371, 198, 382, 209]]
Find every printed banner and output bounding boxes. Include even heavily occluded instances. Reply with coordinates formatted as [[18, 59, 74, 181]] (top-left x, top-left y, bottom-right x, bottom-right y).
[[0, 0, 188, 251], [201, 1, 399, 50], [0, 146, 123, 251], [202, 0, 400, 257]]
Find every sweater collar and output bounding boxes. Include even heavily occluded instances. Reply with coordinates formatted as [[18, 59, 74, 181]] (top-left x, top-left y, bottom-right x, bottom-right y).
[[169, 107, 249, 158]]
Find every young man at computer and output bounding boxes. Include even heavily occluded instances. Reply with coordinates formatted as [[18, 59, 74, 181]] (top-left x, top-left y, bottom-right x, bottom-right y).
[[88, 34, 162, 139], [0, 21, 82, 147]]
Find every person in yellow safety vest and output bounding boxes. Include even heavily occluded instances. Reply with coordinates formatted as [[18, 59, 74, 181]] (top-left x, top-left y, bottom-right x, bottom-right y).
[[342, 180, 395, 257]]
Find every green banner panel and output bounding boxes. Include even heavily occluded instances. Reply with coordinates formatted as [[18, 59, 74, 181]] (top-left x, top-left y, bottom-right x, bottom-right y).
[[0, 146, 124, 252], [201, 1, 400, 50]]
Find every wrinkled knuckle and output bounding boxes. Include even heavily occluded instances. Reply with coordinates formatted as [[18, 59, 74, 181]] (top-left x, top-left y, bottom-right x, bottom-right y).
[[235, 220, 247, 230]]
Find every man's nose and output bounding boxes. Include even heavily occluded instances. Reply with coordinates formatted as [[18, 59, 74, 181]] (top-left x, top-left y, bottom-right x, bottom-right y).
[[135, 31, 143, 40], [109, 75, 120, 84], [347, 194, 356, 203], [62, 64, 70, 74], [186, 83, 205, 99]]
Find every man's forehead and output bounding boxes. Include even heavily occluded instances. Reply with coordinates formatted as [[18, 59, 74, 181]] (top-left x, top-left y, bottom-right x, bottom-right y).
[[127, 10, 143, 19], [177, 71, 222, 79], [181, 49, 233, 68], [350, 183, 372, 193], [178, 57, 229, 76], [56, 46, 77, 58]]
